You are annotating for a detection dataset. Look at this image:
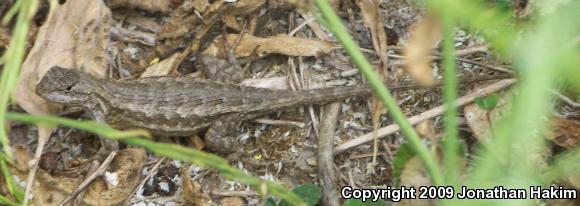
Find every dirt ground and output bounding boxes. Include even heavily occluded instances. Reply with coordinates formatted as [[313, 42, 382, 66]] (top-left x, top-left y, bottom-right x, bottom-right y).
[[1, 0, 578, 206]]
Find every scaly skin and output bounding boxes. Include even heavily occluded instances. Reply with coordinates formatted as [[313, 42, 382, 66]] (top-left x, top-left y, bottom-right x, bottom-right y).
[[36, 66, 372, 153]]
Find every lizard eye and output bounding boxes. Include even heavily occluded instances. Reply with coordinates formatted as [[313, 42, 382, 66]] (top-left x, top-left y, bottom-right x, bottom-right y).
[[65, 85, 73, 91]]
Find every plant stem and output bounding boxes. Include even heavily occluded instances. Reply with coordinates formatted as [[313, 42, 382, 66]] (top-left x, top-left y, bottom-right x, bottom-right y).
[[440, 4, 459, 187]]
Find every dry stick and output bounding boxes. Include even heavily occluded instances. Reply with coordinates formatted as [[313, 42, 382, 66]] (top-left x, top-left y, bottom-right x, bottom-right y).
[[348, 152, 390, 159], [288, 17, 314, 36], [318, 102, 342, 206], [333, 79, 516, 155], [59, 150, 118, 206], [211, 190, 260, 196], [286, 19, 320, 138], [552, 90, 580, 108], [23, 127, 51, 205], [381, 140, 395, 168], [109, 27, 156, 46], [300, 57, 320, 137], [253, 118, 306, 128], [296, 10, 330, 41], [360, 47, 515, 75], [386, 53, 515, 75], [124, 157, 166, 205], [223, 27, 242, 71]]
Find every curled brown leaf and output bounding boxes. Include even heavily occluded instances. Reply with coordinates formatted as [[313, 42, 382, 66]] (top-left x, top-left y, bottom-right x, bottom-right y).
[[203, 34, 337, 58], [402, 15, 441, 87], [106, 0, 176, 13]]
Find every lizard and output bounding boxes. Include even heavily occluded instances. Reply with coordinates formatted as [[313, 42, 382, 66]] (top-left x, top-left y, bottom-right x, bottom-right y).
[[36, 66, 374, 154], [34, 65, 378, 205], [36, 66, 513, 153], [35, 66, 511, 205]]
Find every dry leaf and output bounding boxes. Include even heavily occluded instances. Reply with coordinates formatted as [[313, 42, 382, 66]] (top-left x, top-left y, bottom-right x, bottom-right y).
[[416, 119, 438, 141], [158, 0, 224, 39], [403, 14, 441, 87], [227, 0, 266, 15], [123, 12, 163, 33], [15, 0, 111, 116], [220, 197, 245, 206], [181, 167, 212, 205], [0, 26, 10, 49], [356, 0, 388, 63], [187, 134, 205, 150], [546, 117, 580, 149], [13, 145, 33, 171], [356, 1, 390, 163], [240, 77, 291, 90], [223, 13, 242, 31], [398, 157, 435, 206], [29, 148, 147, 206], [192, 0, 210, 12], [203, 34, 337, 58], [140, 52, 181, 77], [463, 103, 509, 143], [106, 0, 176, 13]]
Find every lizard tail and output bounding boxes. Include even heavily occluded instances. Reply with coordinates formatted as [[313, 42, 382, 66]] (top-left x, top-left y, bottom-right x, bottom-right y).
[[272, 85, 373, 109]]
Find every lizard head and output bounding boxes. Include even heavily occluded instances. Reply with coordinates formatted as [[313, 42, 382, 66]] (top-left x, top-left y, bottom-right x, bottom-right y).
[[36, 66, 96, 105]]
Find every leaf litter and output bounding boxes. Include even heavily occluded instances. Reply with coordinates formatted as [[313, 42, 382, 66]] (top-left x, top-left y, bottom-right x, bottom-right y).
[[1, 0, 577, 205]]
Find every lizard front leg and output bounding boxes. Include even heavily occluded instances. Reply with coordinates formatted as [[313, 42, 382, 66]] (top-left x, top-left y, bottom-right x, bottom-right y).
[[204, 114, 245, 156]]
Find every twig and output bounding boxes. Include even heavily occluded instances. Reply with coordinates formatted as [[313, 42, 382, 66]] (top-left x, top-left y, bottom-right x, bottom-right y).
[[381, 140, 395, 168], [296, 10, 330, 41], [59, 150, 118, 206], [253, 118, 306, 128], [333, 79, 516, 155], [124, 157, 166, 205], [449, 56, 514, 74], [387, 53, 515, 74], [318, 102, 341, 206], [360, 47, 515, 74], [288, 16, 314, 36], [348, 152, 390, 159], [552, 90, 580, 108], [211, 190, 260, 196], [300, 58, 320, 138], [109, 27, 156, 46], [23, 127, 51, 206], [223, 26, 242, 71], [455, 45, 488, 56]]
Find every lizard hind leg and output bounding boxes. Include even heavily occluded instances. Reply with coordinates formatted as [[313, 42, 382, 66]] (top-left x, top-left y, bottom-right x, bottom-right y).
[[204, 114, 245, 156]]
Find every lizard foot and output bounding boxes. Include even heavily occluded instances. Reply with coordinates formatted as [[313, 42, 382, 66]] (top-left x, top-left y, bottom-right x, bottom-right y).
[[204, 116, 241, 155]]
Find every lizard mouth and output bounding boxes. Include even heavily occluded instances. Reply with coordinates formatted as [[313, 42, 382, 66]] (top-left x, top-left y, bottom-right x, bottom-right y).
[[40, 92, 75, 104], [38, 90, 89, 106]]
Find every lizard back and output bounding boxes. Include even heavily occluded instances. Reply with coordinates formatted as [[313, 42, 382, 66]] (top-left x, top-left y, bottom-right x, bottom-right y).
[[37, 66, 372, 136]]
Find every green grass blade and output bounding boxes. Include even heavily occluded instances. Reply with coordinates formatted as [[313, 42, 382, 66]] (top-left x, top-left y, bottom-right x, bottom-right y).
[[0, 154, 24, 203], [0, 0, 39, 159], [438, 2, 460, 188], [5, 113, 151, 140], [0, 194, 19, 206]]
